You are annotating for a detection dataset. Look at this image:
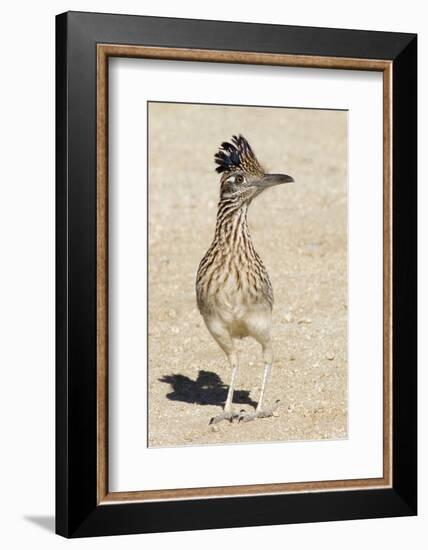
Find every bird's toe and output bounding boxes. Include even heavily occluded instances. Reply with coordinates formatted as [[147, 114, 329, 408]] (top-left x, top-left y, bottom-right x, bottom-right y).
[[258, 399, 281, 418], [209, 409, 238, 425], [238, 400, 281, 422], [237, 410, 257, 423]]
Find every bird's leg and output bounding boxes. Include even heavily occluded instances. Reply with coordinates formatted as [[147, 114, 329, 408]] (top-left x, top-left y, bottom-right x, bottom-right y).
[[209, 351, 239, 425], [224, 365, 238, 413], [239, 343, 280, 423], [254, 363, 280, 417], [257, 363, 271, 412]]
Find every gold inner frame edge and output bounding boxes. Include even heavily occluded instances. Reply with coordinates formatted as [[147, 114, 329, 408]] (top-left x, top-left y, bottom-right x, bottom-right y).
[[96, 44, 393, 505]]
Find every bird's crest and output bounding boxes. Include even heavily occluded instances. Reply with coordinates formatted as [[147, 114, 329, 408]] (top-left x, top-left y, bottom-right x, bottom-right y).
[[214, 135, 264, 177]]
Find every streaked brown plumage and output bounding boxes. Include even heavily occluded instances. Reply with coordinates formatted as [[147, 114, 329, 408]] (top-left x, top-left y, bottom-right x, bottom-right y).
[[196, 135, 294, 424]]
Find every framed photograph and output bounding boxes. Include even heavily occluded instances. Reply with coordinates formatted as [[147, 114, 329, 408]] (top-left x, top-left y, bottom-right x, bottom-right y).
[[56, 11, 417, 537]]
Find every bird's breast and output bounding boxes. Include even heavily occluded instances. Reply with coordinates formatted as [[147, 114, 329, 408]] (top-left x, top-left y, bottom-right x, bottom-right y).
[[199, 266, 269, 315], [201, 273, 272, 340], [196, 229, 274, 317]]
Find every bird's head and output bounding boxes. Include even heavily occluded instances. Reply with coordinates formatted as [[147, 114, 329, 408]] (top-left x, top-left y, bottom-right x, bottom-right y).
[[215, 134, 294, 203]]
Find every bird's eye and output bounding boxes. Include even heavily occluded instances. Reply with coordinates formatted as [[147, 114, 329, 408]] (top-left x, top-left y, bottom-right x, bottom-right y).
[[235, 174, 244, 184]]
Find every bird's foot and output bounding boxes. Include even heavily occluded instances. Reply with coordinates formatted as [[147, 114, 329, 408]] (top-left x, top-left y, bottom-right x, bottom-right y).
[[209, 409, 238, 425], [238, 400, 281, 423]]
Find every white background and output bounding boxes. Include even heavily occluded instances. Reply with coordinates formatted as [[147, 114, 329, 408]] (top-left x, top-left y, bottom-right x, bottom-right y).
[[110, 60, 383, 491], [0, 1, 425, 548]]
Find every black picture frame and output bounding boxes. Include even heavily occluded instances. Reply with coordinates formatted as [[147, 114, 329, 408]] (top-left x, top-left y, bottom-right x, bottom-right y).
[[56, 11, 417, 538]]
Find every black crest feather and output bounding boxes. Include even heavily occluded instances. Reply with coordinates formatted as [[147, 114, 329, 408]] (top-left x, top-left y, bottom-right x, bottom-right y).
[[214, 135, 263, 176]]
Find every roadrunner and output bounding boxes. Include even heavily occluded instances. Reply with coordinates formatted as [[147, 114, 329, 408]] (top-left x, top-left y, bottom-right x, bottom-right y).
[[196, 135, 294, 424]]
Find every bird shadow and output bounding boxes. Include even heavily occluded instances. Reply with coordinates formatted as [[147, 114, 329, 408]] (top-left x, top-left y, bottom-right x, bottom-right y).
[[159, 370, 257, 409]]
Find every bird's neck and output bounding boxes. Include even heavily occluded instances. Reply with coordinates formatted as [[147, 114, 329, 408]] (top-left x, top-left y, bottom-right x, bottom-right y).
[[214, 198, 251, 250]]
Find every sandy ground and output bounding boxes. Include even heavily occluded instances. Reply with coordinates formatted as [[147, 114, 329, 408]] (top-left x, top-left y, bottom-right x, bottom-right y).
[[148, 102, 348, 447]]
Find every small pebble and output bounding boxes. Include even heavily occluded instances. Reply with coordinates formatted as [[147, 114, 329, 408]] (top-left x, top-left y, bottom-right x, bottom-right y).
[[211, 425, 219, 433], [273, 411, 280, 417], [326, 352, 335, 361], [298, 318, 312, 324]]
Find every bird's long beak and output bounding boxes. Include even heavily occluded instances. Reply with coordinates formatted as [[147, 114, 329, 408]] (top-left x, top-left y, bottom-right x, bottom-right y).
[[258, 173, 294, 188]]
